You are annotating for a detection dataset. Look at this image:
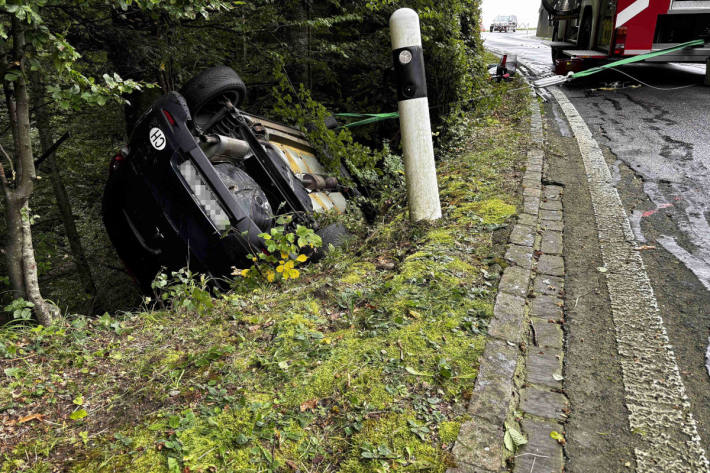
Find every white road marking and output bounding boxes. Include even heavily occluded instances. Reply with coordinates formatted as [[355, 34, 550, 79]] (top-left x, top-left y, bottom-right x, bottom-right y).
[[550, 86, 710, 473], [616, 0, 650, 28]]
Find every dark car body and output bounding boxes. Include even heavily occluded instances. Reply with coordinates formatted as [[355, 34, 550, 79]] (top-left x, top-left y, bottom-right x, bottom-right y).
[[103, 71, 347, 293]]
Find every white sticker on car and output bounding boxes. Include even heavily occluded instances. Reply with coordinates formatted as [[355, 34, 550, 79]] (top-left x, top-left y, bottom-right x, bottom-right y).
[[149, 127, 166, 151]]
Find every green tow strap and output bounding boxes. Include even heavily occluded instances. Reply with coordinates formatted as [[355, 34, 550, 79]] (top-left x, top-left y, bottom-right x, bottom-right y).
[[335, 112, 399, 128], [570, 39, 705, 79]]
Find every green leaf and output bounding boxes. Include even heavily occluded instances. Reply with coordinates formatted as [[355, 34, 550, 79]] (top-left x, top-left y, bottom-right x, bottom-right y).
[[550, 431, 565, 441], [70, 409, 88, 420], [73, 394, 84, 406], [503, 430, 514, 452], [508, 426, 527, 447], [404, 366, 432, 377], [504, 424, 526, 451], [167, 456, 180, 473], [4, 367, 21, 378]]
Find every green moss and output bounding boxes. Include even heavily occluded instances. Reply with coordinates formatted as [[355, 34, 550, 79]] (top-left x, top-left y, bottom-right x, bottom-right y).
[[340, 412, 445, 472], [439, 421, 461, 445], [340, 262, 377, 285], [445, 257, 476, 275], [424, 228, 455, 246], [451, 198, 516, 224]]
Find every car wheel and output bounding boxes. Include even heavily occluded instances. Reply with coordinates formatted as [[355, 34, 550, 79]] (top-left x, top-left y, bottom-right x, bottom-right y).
[[179, 66, 247, 131], [214, 163, 273, 233], [311, 223, 349, 261]]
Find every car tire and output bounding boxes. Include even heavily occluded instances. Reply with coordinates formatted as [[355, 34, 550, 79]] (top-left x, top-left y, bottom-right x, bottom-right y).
[[179, 66, 247, 130], [311, 223, 349, 261]]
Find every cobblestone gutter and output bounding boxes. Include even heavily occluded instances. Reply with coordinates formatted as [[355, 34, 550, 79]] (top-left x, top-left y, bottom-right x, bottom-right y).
[[448, 91, 568, 473]]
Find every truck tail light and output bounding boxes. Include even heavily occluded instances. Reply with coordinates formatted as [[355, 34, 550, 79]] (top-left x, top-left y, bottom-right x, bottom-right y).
[[614, 26, 628, 55]]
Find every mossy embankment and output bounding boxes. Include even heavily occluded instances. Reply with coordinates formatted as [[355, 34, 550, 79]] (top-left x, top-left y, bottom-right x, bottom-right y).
[[0, 78, 530, 473]]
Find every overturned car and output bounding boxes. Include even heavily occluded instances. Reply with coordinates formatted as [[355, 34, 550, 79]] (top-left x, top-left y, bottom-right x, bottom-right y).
[[103, 66, 349, 293]]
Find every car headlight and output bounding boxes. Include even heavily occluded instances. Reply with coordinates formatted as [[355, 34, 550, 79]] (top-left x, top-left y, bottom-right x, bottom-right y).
[[178, 160, 231, 232]]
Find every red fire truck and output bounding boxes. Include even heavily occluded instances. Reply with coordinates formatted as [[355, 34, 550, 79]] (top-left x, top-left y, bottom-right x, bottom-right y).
[[541, 0, 710, 71]]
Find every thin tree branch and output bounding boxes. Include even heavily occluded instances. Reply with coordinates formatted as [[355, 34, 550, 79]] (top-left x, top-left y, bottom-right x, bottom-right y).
[[0, 141, 16, 181]]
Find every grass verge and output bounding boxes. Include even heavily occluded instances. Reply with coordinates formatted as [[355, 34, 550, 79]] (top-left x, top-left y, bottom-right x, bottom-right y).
[[0, 77, 530, 473]]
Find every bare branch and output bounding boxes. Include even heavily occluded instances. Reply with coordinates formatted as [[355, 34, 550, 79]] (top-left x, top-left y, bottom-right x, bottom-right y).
[[0, 141, 15, 182]]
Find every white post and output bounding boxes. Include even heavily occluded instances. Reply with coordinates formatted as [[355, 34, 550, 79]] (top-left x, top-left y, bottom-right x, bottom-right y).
[[390, 8, 442, 222]]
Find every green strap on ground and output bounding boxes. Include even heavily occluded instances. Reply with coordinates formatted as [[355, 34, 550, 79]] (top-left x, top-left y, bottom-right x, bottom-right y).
[[335, 112, 399, 128], [571, 39, 705, 79]]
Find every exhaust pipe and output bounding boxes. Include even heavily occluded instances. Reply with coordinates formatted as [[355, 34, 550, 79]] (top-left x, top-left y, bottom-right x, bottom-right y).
[[202, 135, 252, 161]]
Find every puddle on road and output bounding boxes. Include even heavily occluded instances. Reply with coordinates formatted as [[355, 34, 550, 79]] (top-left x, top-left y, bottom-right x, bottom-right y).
[[551, 102, 571, 137], [657, 235, 710, 291]]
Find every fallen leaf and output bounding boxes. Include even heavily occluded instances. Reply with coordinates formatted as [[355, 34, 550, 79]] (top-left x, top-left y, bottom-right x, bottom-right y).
[[69, 409, 88, 421], [18, 413, 44, 424], [405, 366, 432, 377], [286, 460, 299, 470], [552, 373, 564, 381], [550, 430, 566, 445], [300, 399, 318, 412], [635, 245, 656, 251], [597, 267, 607, 273]]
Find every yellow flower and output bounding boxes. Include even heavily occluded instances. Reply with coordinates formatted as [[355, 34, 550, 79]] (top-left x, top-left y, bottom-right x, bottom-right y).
[[295, 254, 308, 263], [281, 252, 288, 259], [240, 269, 250, 277], [284, 260, 295, 270], [276, 265, 284, 273], [266, 270, 275, 282]]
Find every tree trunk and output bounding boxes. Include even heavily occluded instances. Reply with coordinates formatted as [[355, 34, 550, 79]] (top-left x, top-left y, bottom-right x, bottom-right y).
[[0, 167, 26, 299], [19, 202, 57, 325], [0, 16, 59, 324], [32, 76, 97, 312]]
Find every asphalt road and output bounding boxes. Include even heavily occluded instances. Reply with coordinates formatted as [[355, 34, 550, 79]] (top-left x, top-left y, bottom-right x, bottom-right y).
[[484, 32, 710, 471]]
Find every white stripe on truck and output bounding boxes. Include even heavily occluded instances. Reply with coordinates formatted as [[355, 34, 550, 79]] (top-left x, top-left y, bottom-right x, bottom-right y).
[[616, 0, 650, 27]]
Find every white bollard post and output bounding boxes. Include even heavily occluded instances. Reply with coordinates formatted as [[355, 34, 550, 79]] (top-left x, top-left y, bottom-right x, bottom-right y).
[[390, 8, 442, 222]]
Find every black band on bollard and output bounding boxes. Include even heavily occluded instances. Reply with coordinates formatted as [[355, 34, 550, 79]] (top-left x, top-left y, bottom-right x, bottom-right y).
[[392, 46, 427, 101]]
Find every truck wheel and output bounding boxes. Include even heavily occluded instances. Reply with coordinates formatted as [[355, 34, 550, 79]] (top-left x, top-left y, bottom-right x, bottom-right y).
[[180, 66, 247, 130]]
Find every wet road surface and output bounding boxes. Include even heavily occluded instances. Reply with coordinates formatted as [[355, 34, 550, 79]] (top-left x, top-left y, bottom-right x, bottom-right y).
[[484, 31, 710, 471]]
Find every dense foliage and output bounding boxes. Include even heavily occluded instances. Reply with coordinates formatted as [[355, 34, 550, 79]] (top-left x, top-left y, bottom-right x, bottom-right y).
[[0, 0, 483, 317]]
